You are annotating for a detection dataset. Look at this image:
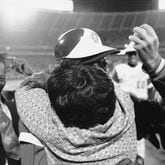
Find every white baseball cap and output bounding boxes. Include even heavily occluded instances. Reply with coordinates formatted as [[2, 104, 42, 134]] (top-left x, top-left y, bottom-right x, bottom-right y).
[[117, 42, 136, 56]]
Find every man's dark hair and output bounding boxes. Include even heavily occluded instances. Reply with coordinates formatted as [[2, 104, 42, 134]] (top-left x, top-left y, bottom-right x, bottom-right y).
[[47, 60, 116, 129]]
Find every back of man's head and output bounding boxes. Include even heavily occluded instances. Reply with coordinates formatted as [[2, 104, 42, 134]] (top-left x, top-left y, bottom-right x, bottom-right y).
[[47, 60, 116, 129]]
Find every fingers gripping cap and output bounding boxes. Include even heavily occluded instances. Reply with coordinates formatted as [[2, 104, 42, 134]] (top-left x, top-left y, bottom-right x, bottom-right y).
[[55, 28, 119, 60]]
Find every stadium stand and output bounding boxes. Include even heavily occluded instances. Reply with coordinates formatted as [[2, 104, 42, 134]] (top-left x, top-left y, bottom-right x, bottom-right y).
[[1, 9, 165, 79], [1, 10, 165, 48]]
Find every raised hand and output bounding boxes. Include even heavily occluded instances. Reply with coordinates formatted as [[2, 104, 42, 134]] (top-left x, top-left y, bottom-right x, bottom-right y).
[[129, 24, 160, 71]]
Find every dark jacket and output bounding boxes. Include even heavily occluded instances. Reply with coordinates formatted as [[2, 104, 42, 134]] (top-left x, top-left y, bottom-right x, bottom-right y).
[[141, 60, 165, 150]]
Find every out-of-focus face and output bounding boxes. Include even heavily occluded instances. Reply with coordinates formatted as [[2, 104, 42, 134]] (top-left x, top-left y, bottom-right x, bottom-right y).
[[0, 61, 6, 91], [127, 52, 138, 67]]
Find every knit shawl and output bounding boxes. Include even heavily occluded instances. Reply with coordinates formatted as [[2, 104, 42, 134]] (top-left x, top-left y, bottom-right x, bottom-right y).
[[15, 86, 137, 165]]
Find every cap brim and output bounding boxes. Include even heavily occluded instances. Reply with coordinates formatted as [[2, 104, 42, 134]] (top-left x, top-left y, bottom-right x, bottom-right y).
[[63, 49, 119, 64], [64, 45, 119, 59]]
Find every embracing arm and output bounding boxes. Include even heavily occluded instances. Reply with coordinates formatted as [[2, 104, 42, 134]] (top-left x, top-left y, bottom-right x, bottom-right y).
[[20, 72, 50, 90], [133, 97, 165, 150]]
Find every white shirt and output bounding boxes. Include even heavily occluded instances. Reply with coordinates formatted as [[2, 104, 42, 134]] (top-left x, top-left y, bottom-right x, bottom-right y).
[[113, 62, 151, 100]]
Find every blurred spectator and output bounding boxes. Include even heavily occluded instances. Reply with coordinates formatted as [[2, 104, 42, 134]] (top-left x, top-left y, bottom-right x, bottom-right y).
[[112, 42, 162, 161], [0, 53, 20, 165], [0, 53, 36, 165], [112, 43, 153, 100]]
